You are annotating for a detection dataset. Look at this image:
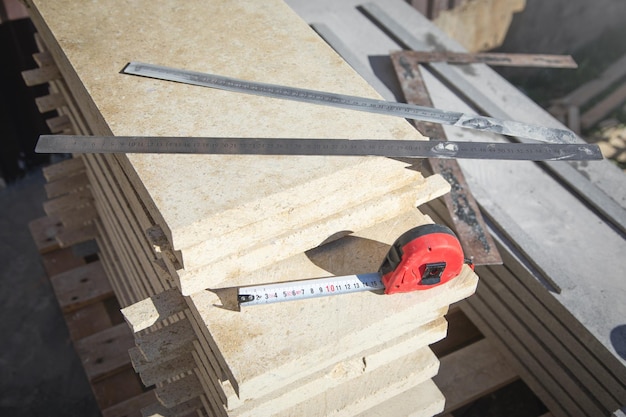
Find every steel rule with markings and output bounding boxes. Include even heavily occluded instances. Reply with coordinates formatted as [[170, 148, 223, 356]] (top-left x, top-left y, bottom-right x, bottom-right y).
[[35, 135, 602, 161], [122, 61, 578, 144], [34, 62, 604, 161], [237, 224, 473, 307]]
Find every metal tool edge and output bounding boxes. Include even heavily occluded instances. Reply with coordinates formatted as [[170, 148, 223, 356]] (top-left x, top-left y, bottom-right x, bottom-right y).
[[35, 135, 603, 161], [121, 61, 579, 144]]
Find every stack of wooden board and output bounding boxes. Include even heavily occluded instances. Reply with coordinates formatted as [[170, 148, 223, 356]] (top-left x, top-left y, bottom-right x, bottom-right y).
[[27, 157, 159, 416], [422, 197, 626, 417], [549, 53, 626, 132], [31, 154, 525, 417], [122, 213, 478, 416], [23, 0, 479, 415], [303, 2, 623, 415]]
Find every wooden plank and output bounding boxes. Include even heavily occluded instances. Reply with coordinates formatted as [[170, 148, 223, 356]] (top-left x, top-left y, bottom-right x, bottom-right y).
[[475, 272, 612, 416], [35, 92, 66, 113], [58, 204, 98, 228], [430, 307, 482, 357], [139, 396, 203, 417], [434, 338, 518, 413], [32, 50, 55, 67], [28, 215, 63, 253], [461, 301, 571, 417], [397, 50, 578, 68], [64, 301, 116, 340], [43, 187, 93, 215], [135, 316, 196, 363], [490, 241, 626, 402], [134, 351, 195, 387], [156, 373, 204, 408], [102, 390, 157, 417], [55, 222, 97, 247], [341, 379, 445, 417], [44, 171, 89, 198], [40, 246, 87, 276], [430, 0, 449, 19], [74, 322, 135, 381], [21, 64, 61, 86], [581, 82, 626, 129], [91, 367, 146, 410], [122, 289, 186, 333], [224, 317, 448, 417], [42, 157, 85, 182], [558, 54, 626, 107], [49, 260, 113, 312], [409, 0, 429, 16], [45, 113, 73, 133]]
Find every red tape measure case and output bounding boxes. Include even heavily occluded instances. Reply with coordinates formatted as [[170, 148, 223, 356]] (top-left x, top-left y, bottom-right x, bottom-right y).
[[378, 224, 469, 294]]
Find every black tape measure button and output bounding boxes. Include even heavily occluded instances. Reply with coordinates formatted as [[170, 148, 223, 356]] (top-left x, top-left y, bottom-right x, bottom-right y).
[[421, 262, 446, 286]]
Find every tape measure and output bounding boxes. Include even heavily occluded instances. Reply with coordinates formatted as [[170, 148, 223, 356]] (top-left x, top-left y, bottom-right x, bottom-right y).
[[237, 224, 473, 307]]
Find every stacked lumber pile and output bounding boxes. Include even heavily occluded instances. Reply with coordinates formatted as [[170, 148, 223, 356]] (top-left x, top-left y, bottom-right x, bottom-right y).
[[23, 0, 479, 415], [28, 158, 158, 415], [30, 155, 527, 416], [337, 3, 625, 415], [549, 54, 626, 133], [421, 198, 626, 417]]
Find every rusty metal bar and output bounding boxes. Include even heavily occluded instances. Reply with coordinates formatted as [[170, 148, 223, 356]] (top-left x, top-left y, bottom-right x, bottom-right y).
[[391, 51, 502, 265]]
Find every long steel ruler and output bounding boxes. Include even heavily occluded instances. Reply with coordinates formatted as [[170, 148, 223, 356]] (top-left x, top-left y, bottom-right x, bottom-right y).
[[121, 62, 579, 144], [35, 135, 602, 161]]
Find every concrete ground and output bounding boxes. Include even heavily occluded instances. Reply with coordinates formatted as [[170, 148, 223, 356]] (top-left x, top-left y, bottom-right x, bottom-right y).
[[0, 169, 100, 416]]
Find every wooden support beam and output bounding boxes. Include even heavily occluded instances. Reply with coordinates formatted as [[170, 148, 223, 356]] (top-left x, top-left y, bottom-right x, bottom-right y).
[[74, 322, 135, 382]]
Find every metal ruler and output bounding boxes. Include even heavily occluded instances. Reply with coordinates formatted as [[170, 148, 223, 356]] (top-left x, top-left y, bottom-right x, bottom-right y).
[[121, 61, 579, 144], [35, 135, 602, 161]]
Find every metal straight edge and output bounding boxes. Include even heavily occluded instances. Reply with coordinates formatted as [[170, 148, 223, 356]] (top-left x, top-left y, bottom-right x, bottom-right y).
[[390, 51, 502, 265], [358, 2, 626, 235], [121, 61, 579, 144], [34, 135, 603, 161]]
